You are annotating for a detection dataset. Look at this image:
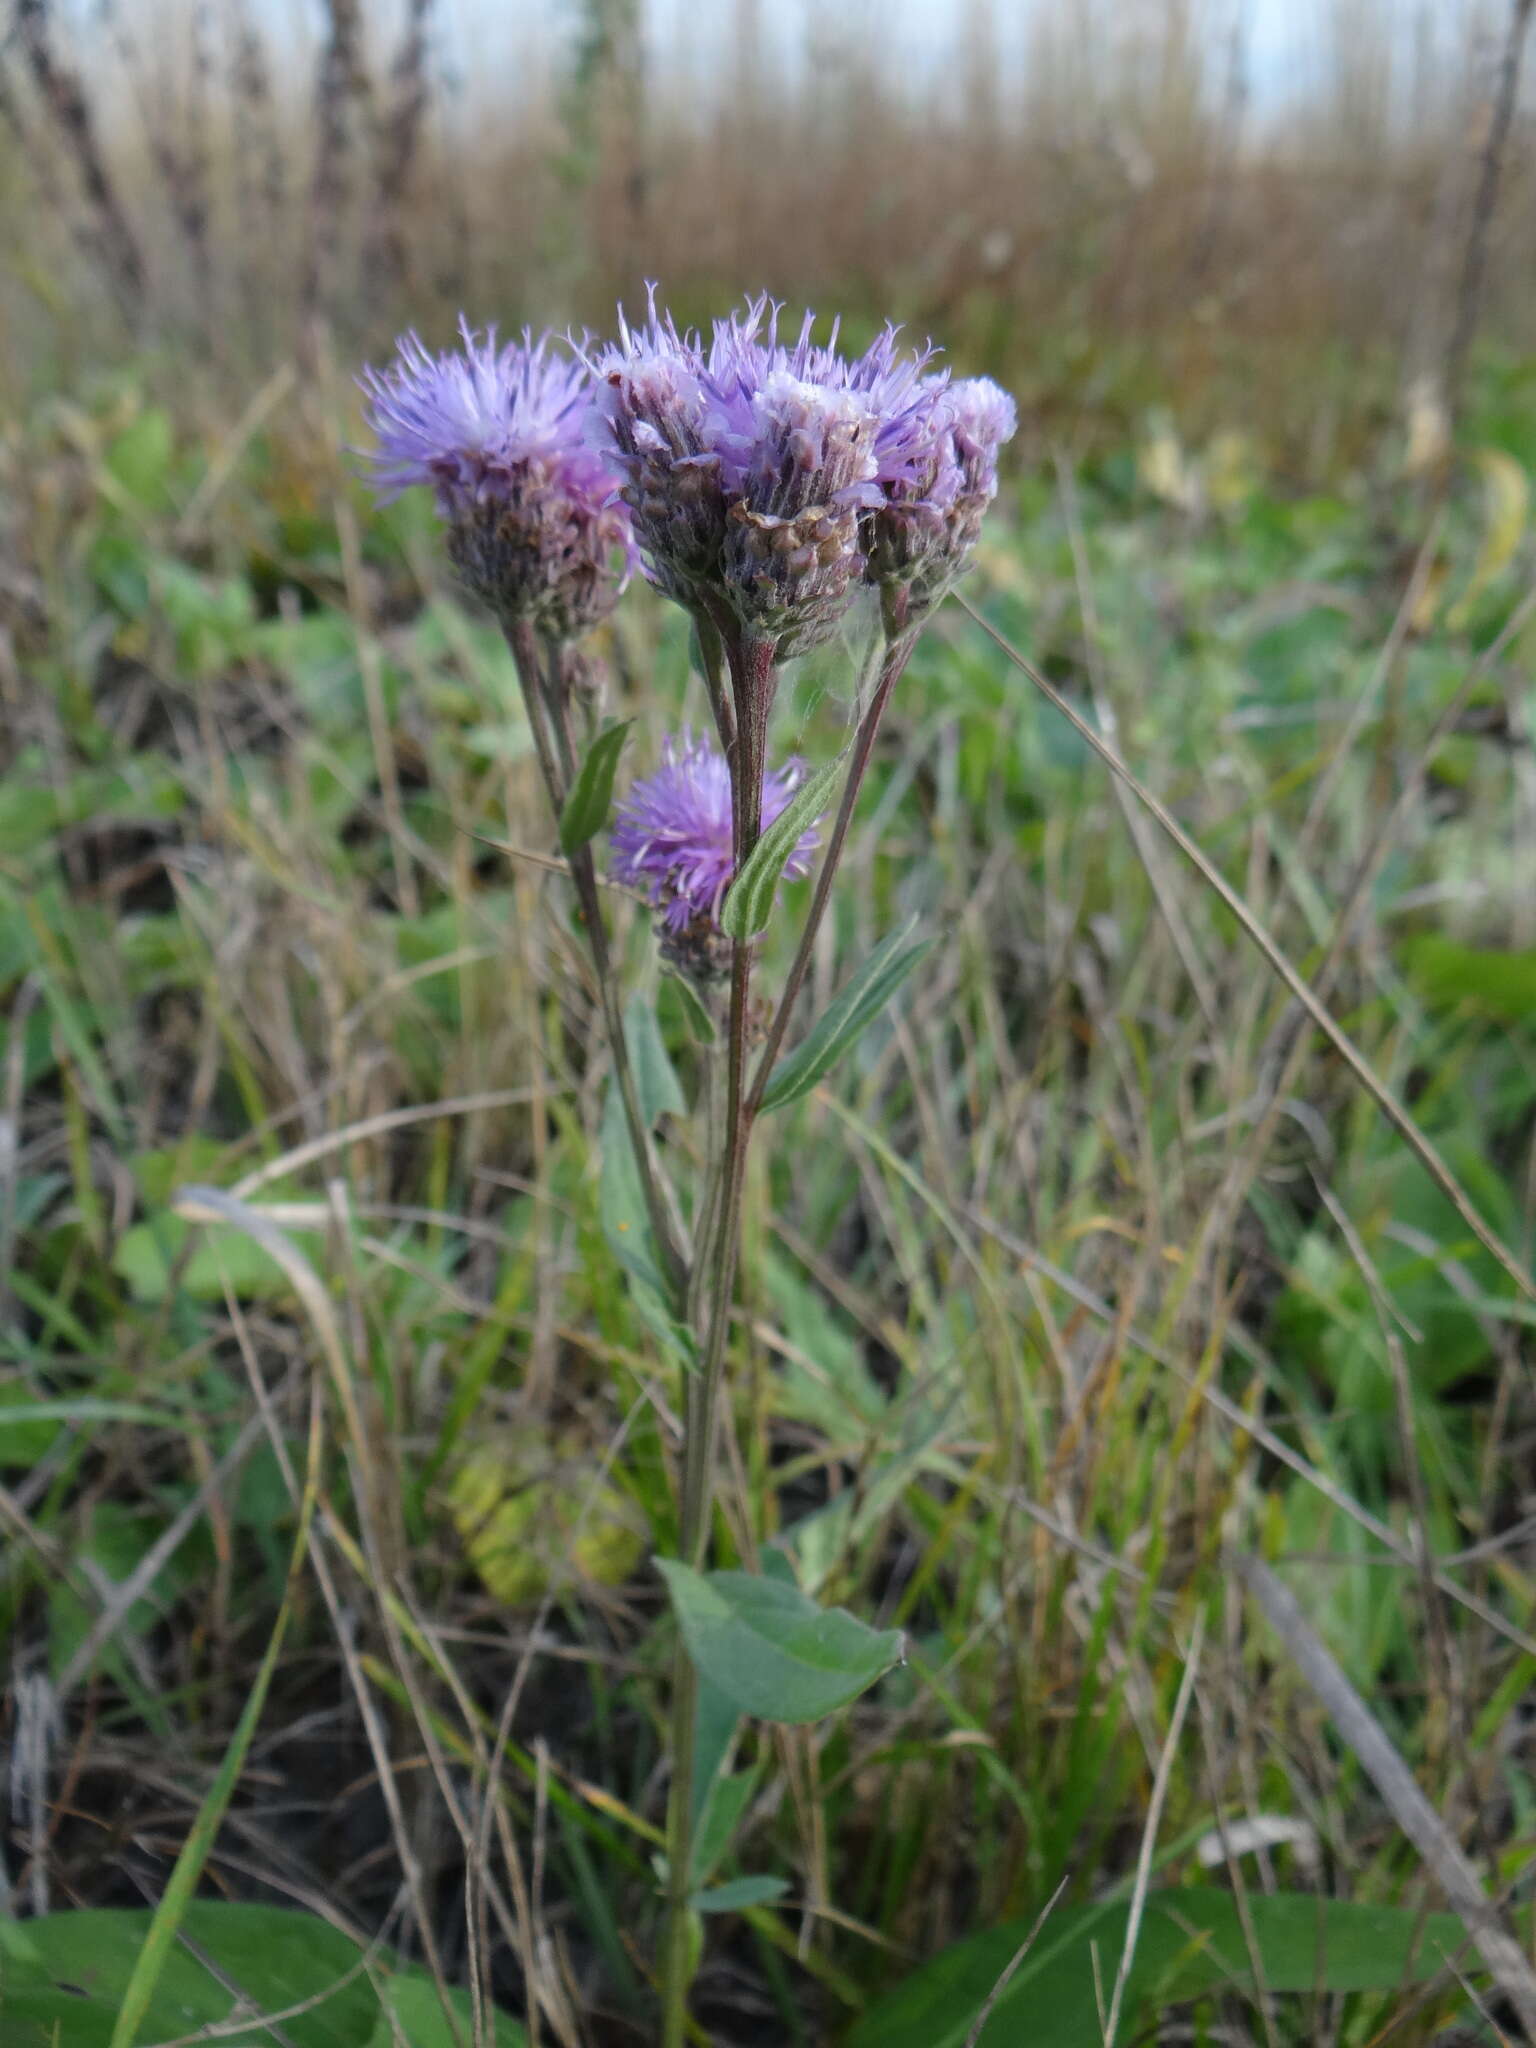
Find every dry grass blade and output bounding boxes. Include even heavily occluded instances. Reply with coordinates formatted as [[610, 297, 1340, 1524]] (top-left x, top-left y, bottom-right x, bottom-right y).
[[1101, 1613, 1206, 2048], [1237, 1553, 1536, 2041], [955, 591, 1536, 1309], [219, 1087, 558, 1199], [962, 1873, 1070, 2048]]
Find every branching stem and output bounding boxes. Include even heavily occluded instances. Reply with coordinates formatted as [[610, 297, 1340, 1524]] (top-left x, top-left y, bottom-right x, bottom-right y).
[[504, 617, 687, 1304]]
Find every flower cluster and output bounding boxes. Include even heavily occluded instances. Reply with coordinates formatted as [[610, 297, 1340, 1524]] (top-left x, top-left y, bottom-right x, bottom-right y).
[[359, 321, 633, 637], [610, 731, 819, 979], [589, 296, 959, 656], [359, 296, 1015, 955]]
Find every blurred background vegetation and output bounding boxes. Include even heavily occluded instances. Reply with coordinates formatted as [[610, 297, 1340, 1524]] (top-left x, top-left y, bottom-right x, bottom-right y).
[[3, 0, 1536, 446]]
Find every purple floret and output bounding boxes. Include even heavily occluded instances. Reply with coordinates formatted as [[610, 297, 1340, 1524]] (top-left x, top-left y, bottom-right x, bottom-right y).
[[611, 730, 820, 976], [359, 320, 634, 637], [589, 293, 943, 655], [864, 374, 1018, 615]]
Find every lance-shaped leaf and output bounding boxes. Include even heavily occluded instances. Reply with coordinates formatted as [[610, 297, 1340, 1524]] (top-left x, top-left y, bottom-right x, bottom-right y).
[[689, 1875, 789, 1914], [758, 919, 933, 1111], [719, 755, 843, 940], [657, 1560, 903, 1723], [558, 719, 633, 856]]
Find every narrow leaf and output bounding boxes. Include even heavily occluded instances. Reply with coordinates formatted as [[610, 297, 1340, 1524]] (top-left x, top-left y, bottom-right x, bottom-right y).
[[719, 755, 843, 940], [689, 1875, 790, 1914], [558, 718, 633, 857], [623, 992, 686, 1125], [690, 1766, 758, 1885], [664, 970, 718, 1045], [657, 1560, 903, 1723], [759, 919, 933, 1111]]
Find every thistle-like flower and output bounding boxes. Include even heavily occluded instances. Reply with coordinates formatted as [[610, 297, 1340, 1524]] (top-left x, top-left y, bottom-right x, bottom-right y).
[[360, 320, 633, 638], [864, 375, 1018, 619], [610, 730, 820, 979], [590, 295, 939, 657]]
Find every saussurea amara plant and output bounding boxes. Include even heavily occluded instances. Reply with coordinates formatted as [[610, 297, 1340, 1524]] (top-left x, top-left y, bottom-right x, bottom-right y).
[[360, 295, 1016, 2042]]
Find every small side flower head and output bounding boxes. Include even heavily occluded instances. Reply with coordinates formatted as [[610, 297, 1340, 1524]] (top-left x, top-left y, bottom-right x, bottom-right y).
[[865, 374, 1018, 620], [610, 730, 819, 981], [590, 295, 938, 657], [359, 320, 633, 638]]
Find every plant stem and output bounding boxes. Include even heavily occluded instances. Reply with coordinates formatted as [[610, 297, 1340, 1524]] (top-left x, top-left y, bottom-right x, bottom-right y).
[[746, 624, 917, 1117], [660, 628, 775, 2048], [503, 618, 688, 1304]]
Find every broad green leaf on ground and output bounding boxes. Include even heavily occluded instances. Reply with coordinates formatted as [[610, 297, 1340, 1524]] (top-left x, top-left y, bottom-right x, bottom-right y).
[[0, 1901, 526, 2048], [113, 1211, 326, 1304], [559, 718, 633, 855], [844, 1888, 1471, 2048], [720, 755, 842, 939], [657, 1560, 904, 1722], [758, 918, 932, 1110]]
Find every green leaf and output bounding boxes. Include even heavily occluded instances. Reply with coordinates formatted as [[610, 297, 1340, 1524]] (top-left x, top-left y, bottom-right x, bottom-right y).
[[663, 970, 718, 1044], [719, 755, 841, 940], [843, 1888, 1471, 2048], [559, 719, 633, 856], [690, 1675, 743, 1827], [597, 997, 690, 1355], [103, 408, 174, 509], [690, 1766, 758, 1886], [1401, 932, 1536, 1026], [689, 1875, 789, 1914], [3, 1901, 527, 2047], [759, 919, 932, 1110], [624, 991, 687, 1124], [113, 1213, 325, 1304], [657, 1560, 903, 1723], [373, 1972, 527, 2047]]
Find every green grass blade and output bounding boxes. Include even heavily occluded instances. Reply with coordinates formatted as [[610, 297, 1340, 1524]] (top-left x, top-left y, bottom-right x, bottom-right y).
[[108, 1409, 320, 2048]]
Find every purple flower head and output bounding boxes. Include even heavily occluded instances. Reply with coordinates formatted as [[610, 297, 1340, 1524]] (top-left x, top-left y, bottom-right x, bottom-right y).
[[359, 320, 634, 638], [864, 373, 1017, 617], [610, 729, 820, 979], [864, 374, 1017, 617], [589, 293, 940, 656]]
